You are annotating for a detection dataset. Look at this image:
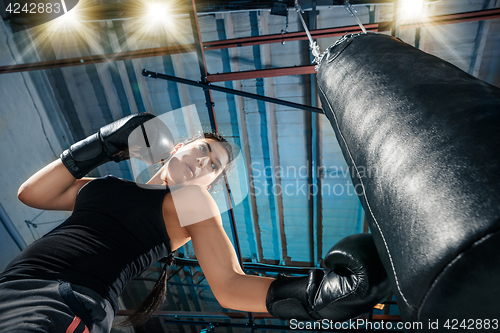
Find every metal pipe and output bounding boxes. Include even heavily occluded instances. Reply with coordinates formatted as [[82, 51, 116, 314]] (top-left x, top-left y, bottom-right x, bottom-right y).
[[187, 0, 244, 272], [393, 0, 400, 37], [309, 1, 321, 267], [224, 184, 244, 267], [116, 309, 272, 319], [116, 309, 402, 322], [223, 13, 264, 263], [160, 319, 403, 332], [188, 0, 217, 132], [206, 65, 316, 83], [132, 278, 211, 288], [0, 202, 27, 251], [186, 6, 252, 326], [118, 308, 403, 332], [169, 257, 312, 274], [142, 70, 323, 114]]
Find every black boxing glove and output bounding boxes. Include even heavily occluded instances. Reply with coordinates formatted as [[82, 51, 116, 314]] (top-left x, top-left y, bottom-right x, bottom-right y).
[[61, 113, 174, 179], [266, 233, 391, 322]]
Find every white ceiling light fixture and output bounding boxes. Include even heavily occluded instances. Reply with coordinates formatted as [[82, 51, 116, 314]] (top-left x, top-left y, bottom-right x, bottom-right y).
[[400, 0, 425, 19], [399, 0, 440, 20], [145, 1, 171, 23], [142, 0, 174, 31]]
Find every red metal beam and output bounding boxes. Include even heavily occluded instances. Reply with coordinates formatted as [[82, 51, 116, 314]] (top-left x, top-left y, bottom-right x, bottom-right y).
[[0, 44, 195, 74], [401, 7, 500, 30], [204, 7, 500, 82], [203, 8, 500, 51], [204, 23, 381, 50], [1, 8, 499, 75], [206, 65, 316, 82]]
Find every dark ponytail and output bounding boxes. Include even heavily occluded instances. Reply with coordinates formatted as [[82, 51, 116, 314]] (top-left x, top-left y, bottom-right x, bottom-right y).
[[115, 253, 175, 327]]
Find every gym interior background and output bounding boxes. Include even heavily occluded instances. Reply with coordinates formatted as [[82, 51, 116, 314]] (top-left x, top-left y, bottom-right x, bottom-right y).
[[0, 0, 499, 332]]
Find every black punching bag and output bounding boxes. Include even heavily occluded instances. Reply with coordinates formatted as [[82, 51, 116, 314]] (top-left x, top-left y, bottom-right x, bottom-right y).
[[316, 33, 500, 331]]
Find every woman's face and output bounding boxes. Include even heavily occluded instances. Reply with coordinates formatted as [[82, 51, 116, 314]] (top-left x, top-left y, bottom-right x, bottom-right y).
[[161, 138, 229, 188]]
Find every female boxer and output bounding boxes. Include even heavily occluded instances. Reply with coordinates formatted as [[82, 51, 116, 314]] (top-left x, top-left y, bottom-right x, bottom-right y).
[[0, 113, 390, 332]]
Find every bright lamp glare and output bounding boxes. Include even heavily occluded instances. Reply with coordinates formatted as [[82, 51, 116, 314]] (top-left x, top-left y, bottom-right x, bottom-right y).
[[46, 8, 81, 31], [401, 0, 425, 19], [145, 2, 170, 23], [59, 10, 76, 22], [134, 1, 175, 35], [129, 0, 187, 42]]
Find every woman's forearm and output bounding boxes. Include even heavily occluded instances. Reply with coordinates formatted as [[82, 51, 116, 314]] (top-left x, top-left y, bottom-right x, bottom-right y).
[[217, 273, 274, 313], [18, 159, 93, 211]]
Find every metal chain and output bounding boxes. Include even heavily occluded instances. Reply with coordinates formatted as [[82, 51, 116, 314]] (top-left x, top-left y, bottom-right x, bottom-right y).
[[294, 4, 321, 67]]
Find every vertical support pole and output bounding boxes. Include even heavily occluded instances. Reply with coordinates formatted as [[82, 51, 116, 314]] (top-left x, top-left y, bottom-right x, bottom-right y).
[[223, 181, 244, 267], [106, 21, 139, 115], [259, 12, 287, 265], [468, 0, 493, 77], [187, 0, 244, 269], [0, 203, 27, 251], [222, 12, 263, 263], [309, 0, 322, 267], [304, 7, 314, 267], [392, 0, 400, 38], [187, 0, 217, 132]]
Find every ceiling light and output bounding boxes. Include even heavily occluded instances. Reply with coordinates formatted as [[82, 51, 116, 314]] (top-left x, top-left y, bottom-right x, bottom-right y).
[[58, 9, 77, 23], [45, 7, 81, 31], [400, 0, 425, 19], [144, 1, 171, 24]]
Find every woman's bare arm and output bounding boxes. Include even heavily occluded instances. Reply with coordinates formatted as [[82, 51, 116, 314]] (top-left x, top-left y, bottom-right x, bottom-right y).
[[18, 159, 94, 211], [169, 185, 274, 312], [188, 217, 274, 312]]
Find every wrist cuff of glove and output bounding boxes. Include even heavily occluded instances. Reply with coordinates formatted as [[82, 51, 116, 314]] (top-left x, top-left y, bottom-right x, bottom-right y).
[[60, 133, 110, 179], [60, 150, 84, 179], [266, 274, 317, 321]]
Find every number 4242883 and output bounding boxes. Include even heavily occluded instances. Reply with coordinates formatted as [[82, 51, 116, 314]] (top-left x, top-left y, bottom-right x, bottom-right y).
[[5, 2, 61, 14], [444, 319, 498, 330]]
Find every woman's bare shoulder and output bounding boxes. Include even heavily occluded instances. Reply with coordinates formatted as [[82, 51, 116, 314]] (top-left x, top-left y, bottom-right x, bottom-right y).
[[170, 184, 212, 198], [163, 185, 221, 228]]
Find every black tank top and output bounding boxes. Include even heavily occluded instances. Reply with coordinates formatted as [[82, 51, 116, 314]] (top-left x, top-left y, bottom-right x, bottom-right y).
[[0, 176, 171, 312]]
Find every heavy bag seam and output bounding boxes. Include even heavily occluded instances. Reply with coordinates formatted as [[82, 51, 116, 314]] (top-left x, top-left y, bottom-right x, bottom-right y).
[[317, 83, 412, 309], [416, 225, 500, 325]]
